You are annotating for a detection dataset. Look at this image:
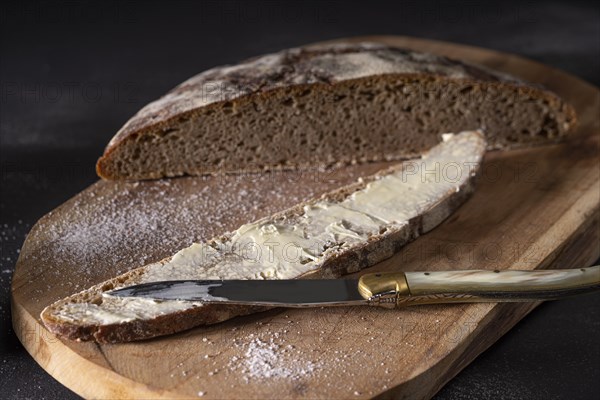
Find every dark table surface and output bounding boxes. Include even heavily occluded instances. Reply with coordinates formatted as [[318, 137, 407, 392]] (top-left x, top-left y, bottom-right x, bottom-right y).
[[1, 1, 599, 399]]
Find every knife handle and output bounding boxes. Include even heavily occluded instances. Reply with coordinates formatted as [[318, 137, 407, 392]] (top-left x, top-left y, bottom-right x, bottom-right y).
[[357, 265, 600, 308]]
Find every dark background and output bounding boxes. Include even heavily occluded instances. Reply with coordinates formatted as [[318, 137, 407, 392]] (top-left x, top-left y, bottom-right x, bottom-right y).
[[1, 1, 599, 399]]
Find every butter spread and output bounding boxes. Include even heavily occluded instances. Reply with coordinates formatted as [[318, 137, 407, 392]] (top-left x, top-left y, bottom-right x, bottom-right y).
[[59, 297, 194, 324], [67, 130, 485, 325]]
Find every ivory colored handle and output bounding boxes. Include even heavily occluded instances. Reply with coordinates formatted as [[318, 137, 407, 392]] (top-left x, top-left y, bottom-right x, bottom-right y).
[[358, 266, 600, 308]]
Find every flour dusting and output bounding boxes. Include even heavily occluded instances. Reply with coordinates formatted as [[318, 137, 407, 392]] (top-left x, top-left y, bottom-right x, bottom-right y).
[[22, 164, 384, 298], [229, 332, 321, 382]]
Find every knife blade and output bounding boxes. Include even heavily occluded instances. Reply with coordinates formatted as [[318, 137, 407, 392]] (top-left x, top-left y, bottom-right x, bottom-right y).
[[106, 265, 600, 308], [106, 279, 366, 307]]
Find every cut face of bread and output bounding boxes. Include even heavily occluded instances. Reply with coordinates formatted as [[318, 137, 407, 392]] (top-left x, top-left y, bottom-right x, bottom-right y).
[[96, 42, 574, 180], [42, 131, 486, 343]]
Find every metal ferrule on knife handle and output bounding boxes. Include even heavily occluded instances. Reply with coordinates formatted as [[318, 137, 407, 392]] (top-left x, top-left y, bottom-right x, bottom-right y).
[[358, 266, 600, 308]]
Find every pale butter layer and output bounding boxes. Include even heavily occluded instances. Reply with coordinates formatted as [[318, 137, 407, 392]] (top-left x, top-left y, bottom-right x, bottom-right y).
[[56, 131, 485, 325]]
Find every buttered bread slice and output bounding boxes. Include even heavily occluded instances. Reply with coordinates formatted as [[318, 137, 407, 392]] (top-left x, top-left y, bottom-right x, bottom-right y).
[[42, 131, 486, 343]]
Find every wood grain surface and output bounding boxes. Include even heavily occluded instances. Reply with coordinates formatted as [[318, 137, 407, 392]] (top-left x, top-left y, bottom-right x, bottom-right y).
[[11, 36, 600, 399]]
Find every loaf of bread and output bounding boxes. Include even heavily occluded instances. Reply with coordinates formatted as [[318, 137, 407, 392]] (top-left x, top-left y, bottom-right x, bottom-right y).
[[96, 42, 574, 180], [43, 131, 485, 343]]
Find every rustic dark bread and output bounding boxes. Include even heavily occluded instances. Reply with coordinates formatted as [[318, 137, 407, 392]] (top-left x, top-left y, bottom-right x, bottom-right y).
[[43, 131, 485, 343], [96, 42, 575, 180]]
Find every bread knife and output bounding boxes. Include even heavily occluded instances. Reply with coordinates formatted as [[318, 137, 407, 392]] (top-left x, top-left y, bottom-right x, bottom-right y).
[[106, 266, 600, 308]]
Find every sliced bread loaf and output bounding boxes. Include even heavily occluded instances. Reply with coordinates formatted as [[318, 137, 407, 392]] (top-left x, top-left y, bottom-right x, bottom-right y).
[[96, 42, 574, 180], [43, 131, 486, 343]]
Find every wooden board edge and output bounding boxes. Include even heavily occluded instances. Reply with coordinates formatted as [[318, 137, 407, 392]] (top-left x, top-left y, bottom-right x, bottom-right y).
[[10, 300, 189, 400]]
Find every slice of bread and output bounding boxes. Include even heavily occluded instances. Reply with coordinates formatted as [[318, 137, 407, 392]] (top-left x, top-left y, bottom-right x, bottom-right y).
[[42, 131, 486, 343], [96, 42, 574, 180]]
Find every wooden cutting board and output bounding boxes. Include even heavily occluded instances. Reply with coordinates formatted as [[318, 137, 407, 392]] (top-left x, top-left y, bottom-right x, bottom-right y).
[[11, 36, 600, 399]]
